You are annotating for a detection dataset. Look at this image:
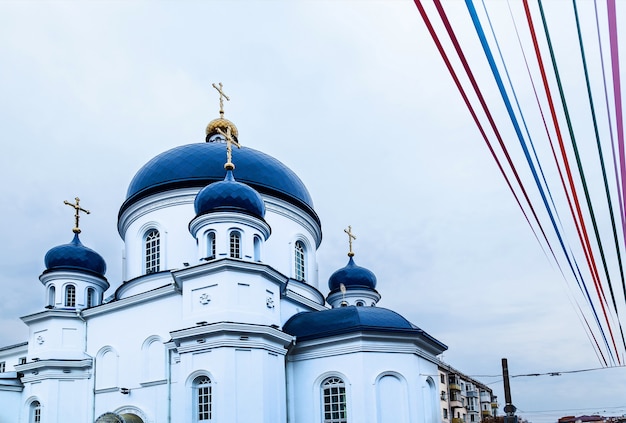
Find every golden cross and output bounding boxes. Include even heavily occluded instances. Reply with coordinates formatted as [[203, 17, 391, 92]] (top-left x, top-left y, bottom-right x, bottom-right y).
[[64, 197, 90, 234], [216, 125, 241, 170], [344, 225, 356, 257], [212, 82, 230, 118]]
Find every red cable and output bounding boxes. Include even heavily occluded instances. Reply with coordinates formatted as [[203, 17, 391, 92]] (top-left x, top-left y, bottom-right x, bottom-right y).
[[522, 0, 618, 362], [411, 0, 545, 252]]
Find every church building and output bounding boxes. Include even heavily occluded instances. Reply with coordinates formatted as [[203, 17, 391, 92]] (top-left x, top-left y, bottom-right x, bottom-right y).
[[0, 85, 483, 423]]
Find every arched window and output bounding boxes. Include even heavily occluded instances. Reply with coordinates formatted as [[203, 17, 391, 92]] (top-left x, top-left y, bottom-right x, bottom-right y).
[[194, 375, 212, 421], [322, 377, 347, 423], [229, 231, 241, 259], [30, 400, 41, 423], [65, 285, 76, 307], [86, 288, 96, 308], [253, 235, 261, 262], [294, 241, 306, 281], [48, 286, 55, 307], [145, 229, 161, 274], [207, 232, 216, 260]]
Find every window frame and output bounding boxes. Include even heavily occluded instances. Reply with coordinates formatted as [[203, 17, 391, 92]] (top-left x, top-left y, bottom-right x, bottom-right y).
[[48, 285, 56, 307], [294, 240, 306, 281], [206, 231, 216, 260], [65, 284, 76, 307], [30, 400, 41, 423], [194, 375, 213, 421], [145, 229, 161, 274], [321, 376, 347, 423], [229, 231, 241, 259], [86, 287, 96, 308]]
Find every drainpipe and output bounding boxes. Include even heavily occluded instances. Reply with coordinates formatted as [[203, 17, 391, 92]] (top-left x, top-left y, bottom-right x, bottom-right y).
[[76, 309, 95, 423], [167, 347, 173, 423]]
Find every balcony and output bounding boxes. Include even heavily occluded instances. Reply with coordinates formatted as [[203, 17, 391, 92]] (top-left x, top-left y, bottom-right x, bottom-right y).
[[482, 410, 492, 417], [452, 418, 464, 423], [449, 383, 462, 391], [491, 402, 499, 408], [467, 390, 478, 398]]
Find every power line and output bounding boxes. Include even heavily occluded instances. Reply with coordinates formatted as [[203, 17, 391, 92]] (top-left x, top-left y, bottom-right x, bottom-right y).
[[469, 364, 626, 379]]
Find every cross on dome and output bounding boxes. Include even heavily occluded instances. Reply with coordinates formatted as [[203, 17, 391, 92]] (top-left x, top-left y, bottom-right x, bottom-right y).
[[212, 82, 230, 118], [344, 225, 356, 257], [206, 82, 240, 145], [64, 197, 90, 234], [216, 125, 240, 171]]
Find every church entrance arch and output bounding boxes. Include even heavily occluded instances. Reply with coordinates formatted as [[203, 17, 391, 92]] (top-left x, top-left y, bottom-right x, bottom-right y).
[[95, 412, 144, 423]]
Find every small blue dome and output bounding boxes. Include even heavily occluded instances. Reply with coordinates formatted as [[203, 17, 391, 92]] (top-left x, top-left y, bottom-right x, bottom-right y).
[[44, 234, 107, 276], [194, 170, 265, 219], [328, 256, 377, 292]]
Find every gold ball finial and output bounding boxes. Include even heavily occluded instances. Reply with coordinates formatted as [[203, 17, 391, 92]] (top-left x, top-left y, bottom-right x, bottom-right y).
[[206, 118, 239, 140]]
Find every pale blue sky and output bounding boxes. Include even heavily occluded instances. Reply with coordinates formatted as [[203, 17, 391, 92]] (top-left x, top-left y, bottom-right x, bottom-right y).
[[1, 1, 625, 421]]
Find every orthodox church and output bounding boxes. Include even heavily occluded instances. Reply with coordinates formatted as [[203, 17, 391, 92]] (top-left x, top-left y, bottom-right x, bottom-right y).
[[0, 85, 453, 423]]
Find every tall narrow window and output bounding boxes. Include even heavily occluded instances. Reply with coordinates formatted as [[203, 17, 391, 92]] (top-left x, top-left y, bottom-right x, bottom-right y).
[[294, 241, 306, 281], [145, 229, 160, 274], [86, 288, 95, 308], [253, 236, 261, 262], [65, 285, 76, 307], [322, 377, 347, 423], [229, 231, 241, 259], [194, 375, 212, 421], [30, 400, 41, 423], [48, 286, 56, 307], [207, 232, 216, 259]]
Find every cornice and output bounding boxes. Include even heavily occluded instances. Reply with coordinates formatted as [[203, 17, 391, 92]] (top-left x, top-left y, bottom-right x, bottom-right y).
[[189, 211, 271, 240], [83, 283, 180, 317], [288, 331, 444, 363], [171, 321, 293, 355]]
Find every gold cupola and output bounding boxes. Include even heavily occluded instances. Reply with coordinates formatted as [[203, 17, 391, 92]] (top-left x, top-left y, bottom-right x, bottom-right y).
[[206, 82, 239, 141]]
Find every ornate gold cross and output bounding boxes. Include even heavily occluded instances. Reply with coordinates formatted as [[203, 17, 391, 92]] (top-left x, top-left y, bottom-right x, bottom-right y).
[[344, 225, 356, 257], [216, 125, 241, 170], [64, 197, 90, 234], [212, 82, 230, 118]]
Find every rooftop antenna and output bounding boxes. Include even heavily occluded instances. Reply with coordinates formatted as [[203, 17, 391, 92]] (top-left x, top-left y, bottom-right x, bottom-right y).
[[63, 197, 90, 234]]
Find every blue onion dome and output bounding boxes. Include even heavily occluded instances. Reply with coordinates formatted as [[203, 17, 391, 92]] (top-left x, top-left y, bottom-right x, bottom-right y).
[[44, 233, 107, 276], [328, 256, 377, 292], [284, 307, 448, 353], [120, 142, 319, 226], [194, 170, 266, 219]]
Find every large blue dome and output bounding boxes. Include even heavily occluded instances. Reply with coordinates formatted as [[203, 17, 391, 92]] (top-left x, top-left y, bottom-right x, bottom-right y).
[[195, 170, 265, 219], [44, 234, 107, 276], [328, 257, 377, 292], [120, 142, 318, 225], [283, 306, 447, 352]]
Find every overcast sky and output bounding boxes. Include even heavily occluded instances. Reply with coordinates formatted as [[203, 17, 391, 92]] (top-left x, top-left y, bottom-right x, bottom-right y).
[[1, 1, 625, 421]]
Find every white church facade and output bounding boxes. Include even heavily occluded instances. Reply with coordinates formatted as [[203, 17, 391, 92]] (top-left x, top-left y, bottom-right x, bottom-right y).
[[0, 87, 490, 423]]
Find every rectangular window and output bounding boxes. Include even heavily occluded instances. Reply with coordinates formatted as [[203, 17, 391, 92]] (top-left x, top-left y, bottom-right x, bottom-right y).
[[19, 357, 26, 365], [198, 384, 211, 420], [443, 408, 448, 419], [145, 230, 161, 274], [323, 378, 347, 423], [440, 373, 446, 384], [0, 361, 5, 372], [230, 232, 241, 259]]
